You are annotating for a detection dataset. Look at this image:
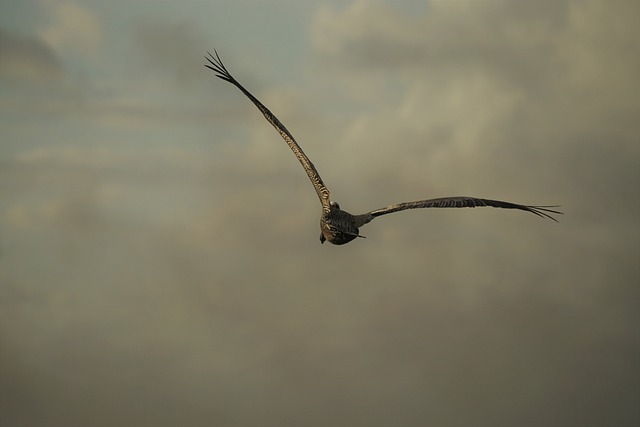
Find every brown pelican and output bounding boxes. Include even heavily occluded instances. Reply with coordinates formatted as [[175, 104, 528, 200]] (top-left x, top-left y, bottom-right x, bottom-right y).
[[205, 50, 561, 245]]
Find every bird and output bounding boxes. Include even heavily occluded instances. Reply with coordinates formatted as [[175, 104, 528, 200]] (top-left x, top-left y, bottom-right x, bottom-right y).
[[205, 50, 561, 245]]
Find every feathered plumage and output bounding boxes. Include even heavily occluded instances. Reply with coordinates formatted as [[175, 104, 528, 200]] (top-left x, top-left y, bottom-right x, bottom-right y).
[[205, 50, 561, 245]]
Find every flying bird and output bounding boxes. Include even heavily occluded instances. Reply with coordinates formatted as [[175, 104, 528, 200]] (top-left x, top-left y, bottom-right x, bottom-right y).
[[205, 50, 561, 245]]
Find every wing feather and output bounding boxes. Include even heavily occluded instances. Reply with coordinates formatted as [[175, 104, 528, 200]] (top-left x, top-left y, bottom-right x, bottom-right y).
[[367, 196, 561, 221], [205, 50, 331, 212]]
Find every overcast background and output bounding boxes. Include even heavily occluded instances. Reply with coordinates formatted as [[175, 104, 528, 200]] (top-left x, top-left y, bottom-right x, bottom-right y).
[[1, 1, 639, 426]]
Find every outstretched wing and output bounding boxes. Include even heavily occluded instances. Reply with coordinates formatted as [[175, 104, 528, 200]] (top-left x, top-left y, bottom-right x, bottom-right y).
[[364, 196, 561, 222], [205, 50, 331, 213]]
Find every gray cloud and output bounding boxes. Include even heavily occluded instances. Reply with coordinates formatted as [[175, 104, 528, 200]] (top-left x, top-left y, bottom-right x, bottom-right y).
[[0, 28, 64, 82], [134, 19, 211, 86], [1, 1, 639, 426]]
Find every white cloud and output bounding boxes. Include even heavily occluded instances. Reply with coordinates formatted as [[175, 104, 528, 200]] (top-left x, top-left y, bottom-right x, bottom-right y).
[[37, 0, 102, 57]]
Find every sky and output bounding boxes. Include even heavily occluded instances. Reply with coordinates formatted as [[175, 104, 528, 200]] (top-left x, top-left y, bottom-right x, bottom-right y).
[[1, 0, 639, 426]]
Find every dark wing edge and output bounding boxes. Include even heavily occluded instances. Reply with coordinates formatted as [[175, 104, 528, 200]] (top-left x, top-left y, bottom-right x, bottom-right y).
[[367, 196, 562, 222], [205, 50, 331, 212]]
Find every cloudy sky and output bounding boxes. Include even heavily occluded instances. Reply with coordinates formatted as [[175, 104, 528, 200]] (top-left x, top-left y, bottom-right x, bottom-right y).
[[1, 1, 639, 426]]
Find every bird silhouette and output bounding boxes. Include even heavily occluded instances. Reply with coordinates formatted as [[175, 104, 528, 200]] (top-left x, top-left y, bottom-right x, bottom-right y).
[[205, 50, 561, 245]]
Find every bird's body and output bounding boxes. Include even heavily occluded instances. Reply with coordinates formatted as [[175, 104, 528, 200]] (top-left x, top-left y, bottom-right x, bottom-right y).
[[320, 202, 369, 245], [205, 50, 561, 245]]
